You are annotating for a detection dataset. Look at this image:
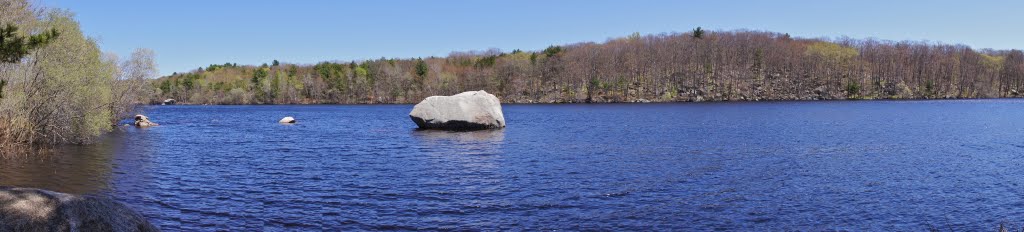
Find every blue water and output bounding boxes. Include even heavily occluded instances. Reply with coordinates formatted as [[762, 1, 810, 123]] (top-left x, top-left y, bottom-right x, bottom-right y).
[[3, 100, 1024, 230]]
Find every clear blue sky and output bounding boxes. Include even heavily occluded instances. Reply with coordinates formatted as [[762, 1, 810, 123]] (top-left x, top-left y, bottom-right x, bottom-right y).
[[44, 0, 1024, 76]]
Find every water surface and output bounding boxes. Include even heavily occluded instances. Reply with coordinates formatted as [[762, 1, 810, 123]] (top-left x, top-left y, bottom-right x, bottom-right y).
[[3, 100, 1024, 230]]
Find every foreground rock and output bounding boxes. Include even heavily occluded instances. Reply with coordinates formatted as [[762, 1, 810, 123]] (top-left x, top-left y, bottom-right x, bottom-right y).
[[0, 186, 158, 232], [279, 117, 296, 124], [409, 90, 505, 130], [134, 115, 158, 127]]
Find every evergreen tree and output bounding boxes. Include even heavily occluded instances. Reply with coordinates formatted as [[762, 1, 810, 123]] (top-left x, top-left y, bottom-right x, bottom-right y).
[[0, 23, 60, 63], [415, 58, 428, 77], [692, 27, 705, 39], [0, 23, 59, 99], [543, 45, 563, 57]]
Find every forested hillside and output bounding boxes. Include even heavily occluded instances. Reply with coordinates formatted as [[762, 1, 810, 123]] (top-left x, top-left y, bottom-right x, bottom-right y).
[[1, 0, 155, 148], [153, 28, 1024, 104]]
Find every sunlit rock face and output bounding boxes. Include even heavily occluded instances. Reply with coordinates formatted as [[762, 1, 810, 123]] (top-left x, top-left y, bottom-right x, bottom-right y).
[[0, 186, 157, 231], [409, 90, 506, 131]]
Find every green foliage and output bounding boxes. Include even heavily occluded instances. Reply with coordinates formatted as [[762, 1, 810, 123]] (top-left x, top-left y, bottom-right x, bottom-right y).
[[924, 81, 935, 96], [354, 66, 368, 78], [692, 27, 705, 39], [415, 58, 428, 77], [805, 42, 859, 64], [287, 65, 298, 77], [272, 60, 280, 66], [252, 67, 268, 88], [543, 45, 562, 58], [0, 22, 59, 99], [505, 51, 531, 61], [588, 78, 601, 90], [662, 86, 679, 101], [26, 9, 121, 142], [182, 76, 195, 90], [271, 74, 281, 100], [159, 79, 172, 93], [145, 28, 1024, 105], [846, 81, 861, 98], [474, 55, 497, 68], [0, 23, 60, 63], [980, 53, 1004, 70], [206, 63, 232, 72], [313, 62, 349, 92], [361, 62, 376, 86], [250, 67, 271, 101]]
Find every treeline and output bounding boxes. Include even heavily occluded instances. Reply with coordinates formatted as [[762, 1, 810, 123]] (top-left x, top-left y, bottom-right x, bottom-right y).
[[0, 0, 155, 149], [153, 28, 1024, 105]]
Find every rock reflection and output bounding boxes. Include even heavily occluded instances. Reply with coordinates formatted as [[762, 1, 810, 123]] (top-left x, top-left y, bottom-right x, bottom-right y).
[[411, 129, 505, 169], [411, 129, 508, 206], [412, 129, 505, 153]]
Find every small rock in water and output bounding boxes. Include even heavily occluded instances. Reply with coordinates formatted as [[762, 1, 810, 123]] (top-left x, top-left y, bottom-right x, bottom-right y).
[[279, 117, 296, 124], [409, 90, 505, 131], [134, 114, 158, 127]]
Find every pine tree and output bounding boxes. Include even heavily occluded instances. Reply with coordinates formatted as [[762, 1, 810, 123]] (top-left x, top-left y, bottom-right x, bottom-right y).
[[692, 27, 705, 39]]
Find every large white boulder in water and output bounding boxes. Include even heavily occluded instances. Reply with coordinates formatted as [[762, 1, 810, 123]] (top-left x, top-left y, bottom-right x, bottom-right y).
[[409, 90, 506, 130]]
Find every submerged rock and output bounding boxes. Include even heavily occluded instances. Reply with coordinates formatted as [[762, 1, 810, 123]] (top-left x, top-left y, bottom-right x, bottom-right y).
[[279, 117, 296, 124], [134, 115, 158, 127], [409, 90, 505, 130], [0, 186, 158, 232]]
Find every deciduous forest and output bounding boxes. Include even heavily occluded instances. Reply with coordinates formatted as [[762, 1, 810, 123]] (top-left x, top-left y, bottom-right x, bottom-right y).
[[0, 0, 155, 148], [153, 28, 1024, 105]]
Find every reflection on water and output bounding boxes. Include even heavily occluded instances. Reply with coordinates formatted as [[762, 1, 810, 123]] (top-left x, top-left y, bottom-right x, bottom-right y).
[[412, 128, 505, 142], [0, 134, 121, 194], [413, 129, 506, 174], [0, 127, 159, 196], [412, 129, 505, 152]]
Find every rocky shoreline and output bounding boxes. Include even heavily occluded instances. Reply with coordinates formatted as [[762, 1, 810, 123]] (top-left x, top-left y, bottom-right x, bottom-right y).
[[0, 186, 157, 231]]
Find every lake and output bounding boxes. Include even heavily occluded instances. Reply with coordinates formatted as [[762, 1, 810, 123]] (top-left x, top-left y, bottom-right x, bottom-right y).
[[2, 100, 1024, 230]]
